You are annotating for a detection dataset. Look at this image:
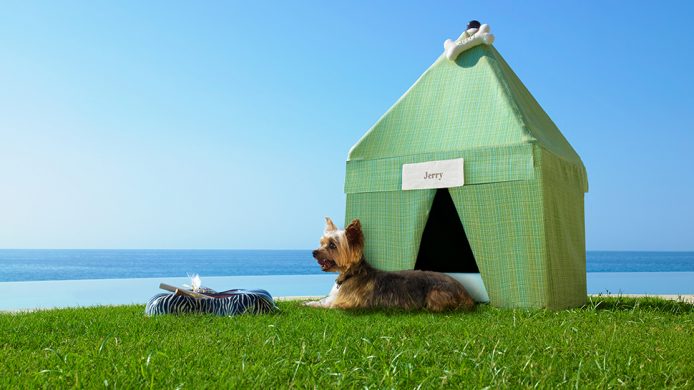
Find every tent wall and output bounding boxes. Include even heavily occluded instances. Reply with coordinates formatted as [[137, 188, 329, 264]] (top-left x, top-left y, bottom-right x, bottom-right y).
[[346, 144, 536, 193], [539, 148, 587, 309], [345, 176, 550, 308], [449, 176, 548, 308], [344, 144, 539, 273], [345, 190, 434, 271]]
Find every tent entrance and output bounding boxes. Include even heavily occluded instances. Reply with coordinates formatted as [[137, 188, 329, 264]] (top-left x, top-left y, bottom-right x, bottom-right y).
[[414, 188, 479, 273]]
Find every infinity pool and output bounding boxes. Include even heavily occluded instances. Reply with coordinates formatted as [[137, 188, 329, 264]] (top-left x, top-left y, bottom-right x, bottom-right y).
[[2, 272, 693, 311]]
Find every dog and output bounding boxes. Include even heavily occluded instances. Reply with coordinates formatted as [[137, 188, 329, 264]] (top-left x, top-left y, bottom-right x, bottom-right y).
[[305, 217, 474, 312]]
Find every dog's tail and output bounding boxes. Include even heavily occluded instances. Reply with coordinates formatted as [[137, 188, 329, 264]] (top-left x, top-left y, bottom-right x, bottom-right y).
[[457, 288, 476, 311], [426, 287, 475, 312]]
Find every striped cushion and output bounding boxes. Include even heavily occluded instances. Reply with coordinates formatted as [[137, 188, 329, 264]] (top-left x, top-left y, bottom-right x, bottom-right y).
[[145, 289, 276, 316]]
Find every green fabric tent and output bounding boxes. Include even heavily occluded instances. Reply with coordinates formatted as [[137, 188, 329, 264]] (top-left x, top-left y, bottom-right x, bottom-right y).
[[344, 44, 588, 309]]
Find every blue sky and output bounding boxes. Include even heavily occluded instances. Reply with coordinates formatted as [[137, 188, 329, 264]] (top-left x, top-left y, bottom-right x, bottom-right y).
[[1, 1, 692, 250]]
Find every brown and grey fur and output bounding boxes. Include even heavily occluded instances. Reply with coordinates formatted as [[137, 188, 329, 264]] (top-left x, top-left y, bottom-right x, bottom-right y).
[[306, 217, 474, 312]]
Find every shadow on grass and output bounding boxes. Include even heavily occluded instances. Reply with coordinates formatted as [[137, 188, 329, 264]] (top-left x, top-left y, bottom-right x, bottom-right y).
[[326, 304, 482, 317], [584, 295, 694, 314]]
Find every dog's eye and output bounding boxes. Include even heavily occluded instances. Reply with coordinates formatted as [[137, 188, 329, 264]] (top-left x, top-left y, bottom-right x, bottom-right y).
[[328, 242, 336, 249]]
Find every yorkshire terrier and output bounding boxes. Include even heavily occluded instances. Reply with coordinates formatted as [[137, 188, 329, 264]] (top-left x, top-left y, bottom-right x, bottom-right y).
[[305, 217, 474, 311]]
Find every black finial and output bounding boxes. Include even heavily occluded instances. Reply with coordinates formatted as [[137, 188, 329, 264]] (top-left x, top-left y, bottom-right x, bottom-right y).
[[467, 20, 481, 30]]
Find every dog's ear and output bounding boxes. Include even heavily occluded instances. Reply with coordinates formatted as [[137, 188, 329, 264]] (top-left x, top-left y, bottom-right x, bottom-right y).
[[345, 219, 364, 248], [324, 217, 337, 233]]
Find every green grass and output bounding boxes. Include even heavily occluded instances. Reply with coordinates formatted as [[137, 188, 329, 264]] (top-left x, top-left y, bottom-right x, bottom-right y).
[[1, 297, 693, 388]]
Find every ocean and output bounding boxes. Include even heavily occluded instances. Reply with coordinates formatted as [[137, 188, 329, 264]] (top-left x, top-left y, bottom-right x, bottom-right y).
[[1, 250, 693, 283]]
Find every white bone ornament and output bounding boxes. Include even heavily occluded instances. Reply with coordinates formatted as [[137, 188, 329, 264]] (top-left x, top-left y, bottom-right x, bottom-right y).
[[443, 24, 495, 61]]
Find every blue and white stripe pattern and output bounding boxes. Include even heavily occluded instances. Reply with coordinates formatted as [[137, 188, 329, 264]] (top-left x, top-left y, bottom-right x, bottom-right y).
[[145, 289, 276, 316]]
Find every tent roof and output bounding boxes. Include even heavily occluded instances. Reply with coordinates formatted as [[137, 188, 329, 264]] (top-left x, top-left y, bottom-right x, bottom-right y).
[[348, 45, 583, 167]]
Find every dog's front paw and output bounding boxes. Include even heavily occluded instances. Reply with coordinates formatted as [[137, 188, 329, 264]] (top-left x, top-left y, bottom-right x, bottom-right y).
[[303, 300, 322, 307]]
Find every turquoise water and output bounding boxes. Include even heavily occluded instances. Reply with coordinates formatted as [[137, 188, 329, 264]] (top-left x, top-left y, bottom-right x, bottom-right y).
[[2, 272, 693, 311], [1, 250, 693, 282], [0, 275, 337, 311]]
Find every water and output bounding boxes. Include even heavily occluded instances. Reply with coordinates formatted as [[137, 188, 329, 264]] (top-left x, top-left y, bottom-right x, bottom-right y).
[[2, 251, 693, 310], [0, 250, 693, 283], [0, 250, 319, 282], [587, 251, 694, 272]]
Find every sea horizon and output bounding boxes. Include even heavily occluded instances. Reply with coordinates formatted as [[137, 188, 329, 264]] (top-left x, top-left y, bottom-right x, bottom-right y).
[[2, 248, 693, 252], [1, 249, 693, 283]]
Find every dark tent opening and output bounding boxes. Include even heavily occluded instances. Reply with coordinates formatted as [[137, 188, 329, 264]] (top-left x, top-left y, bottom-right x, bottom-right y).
[[414, 188, 479, 273]]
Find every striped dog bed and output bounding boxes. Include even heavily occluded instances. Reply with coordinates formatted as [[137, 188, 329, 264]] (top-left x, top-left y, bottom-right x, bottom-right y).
[[145, 289, 276, 316]]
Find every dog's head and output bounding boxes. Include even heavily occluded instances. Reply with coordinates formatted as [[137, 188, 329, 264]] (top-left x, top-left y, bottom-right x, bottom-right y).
[[312, 217, 364, 273]]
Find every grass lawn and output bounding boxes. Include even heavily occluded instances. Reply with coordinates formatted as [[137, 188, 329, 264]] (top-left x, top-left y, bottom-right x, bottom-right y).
[[1, 297, 693, 388]]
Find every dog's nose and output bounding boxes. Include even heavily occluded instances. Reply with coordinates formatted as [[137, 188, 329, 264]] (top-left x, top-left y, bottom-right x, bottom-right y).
[[312, 250, 319, 258]]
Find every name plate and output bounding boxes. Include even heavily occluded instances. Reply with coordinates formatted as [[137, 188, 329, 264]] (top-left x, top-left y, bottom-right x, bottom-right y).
[[402, 158, 464, 190]]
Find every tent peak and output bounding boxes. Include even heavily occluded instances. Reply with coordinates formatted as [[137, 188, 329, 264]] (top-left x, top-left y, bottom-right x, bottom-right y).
[[443, 22, 495, 61]]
